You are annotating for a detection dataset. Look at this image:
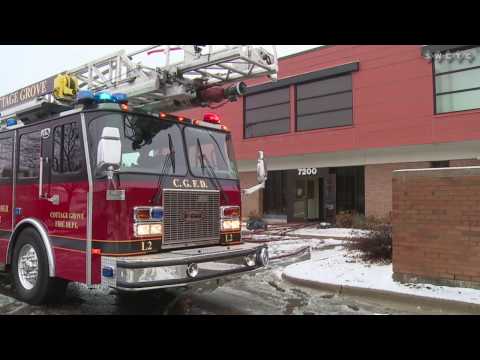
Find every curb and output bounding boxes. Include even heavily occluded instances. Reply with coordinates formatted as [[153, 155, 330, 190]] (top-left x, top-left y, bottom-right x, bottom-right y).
[[282, 273, 480, 314]]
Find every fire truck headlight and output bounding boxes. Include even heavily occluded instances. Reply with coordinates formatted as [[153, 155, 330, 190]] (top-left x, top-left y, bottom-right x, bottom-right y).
[[134, 223, 163, 237], [150, 223, 163, 235], [221, 219, 241, 232], [135, 224, 151, 237]]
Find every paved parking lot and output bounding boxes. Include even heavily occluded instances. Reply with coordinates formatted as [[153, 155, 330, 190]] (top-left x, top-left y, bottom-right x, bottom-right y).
[[0, 253, 459, 315]]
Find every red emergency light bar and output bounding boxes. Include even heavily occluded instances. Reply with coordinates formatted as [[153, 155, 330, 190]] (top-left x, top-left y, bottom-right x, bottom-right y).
[[157, 112, 229, 132], [203, 112, 221, 124]]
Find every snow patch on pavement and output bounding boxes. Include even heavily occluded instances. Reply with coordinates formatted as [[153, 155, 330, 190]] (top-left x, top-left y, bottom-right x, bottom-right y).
[[287, 226, 370, 238], [267, 238, 344, 258], [249, 234, 299, 241], [284, 245, 480, 305]]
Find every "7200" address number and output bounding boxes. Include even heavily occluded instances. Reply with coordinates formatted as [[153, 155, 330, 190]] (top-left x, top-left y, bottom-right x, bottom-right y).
[[298, 168, 318, 176]]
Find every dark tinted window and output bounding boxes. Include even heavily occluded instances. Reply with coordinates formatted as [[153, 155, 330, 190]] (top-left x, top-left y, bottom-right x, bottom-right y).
[[296, 74, 353, 131], [263, 170, 288, 216], [53, 122, 83, 175], [244, 87, 290, 138], [18, 132, 41, 179], [0, 137, 13, 180], [336, 166, 364, 215]]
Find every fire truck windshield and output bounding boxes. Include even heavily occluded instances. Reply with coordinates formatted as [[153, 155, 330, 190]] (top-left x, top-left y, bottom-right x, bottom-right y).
[[88, 112, 188, 176], [87, 111, 239, 180], [184, 127, 239, 180]]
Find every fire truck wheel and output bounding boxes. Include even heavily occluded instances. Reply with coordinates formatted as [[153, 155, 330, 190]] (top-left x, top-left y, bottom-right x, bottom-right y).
[[11, 228, 67, 305]]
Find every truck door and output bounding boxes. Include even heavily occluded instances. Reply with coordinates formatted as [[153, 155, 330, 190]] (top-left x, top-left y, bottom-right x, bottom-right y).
[[15, 124, 45, 227], [42, 115, 89, 282], [15, 115, 89, 282], [0, 133, 14, 265]]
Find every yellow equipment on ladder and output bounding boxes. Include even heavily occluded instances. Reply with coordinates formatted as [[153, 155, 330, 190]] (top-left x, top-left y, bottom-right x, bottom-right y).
[[53, 73, 79, 101]]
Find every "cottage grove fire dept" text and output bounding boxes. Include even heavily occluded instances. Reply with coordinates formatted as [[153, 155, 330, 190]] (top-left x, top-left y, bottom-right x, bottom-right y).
[[50, 211, 85, 230]]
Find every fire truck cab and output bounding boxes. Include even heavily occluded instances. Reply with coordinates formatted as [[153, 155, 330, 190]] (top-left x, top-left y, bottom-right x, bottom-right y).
[[0, 97, 269, 304]]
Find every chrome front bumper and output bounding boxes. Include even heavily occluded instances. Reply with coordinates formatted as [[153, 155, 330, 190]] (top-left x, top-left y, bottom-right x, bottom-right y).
[[101, 243, 268, 291]]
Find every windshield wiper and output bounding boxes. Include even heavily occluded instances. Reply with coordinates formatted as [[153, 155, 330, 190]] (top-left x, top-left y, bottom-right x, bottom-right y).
[[208, 133, 230, 169], [196, 138, 229, 203], [152, 134, 175, 204]]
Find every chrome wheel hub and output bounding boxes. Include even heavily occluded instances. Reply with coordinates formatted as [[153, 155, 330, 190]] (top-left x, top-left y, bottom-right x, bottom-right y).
[[18, 244, 39, 290]]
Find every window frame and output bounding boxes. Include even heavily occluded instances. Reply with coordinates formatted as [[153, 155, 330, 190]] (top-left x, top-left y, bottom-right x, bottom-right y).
[[86, 110, 189, 177], [183, 125, 240, 180], [48, 114, 87, 183], [242, 62, 359, 139], [243, 86, 291, 139], [51, 121, 85, 179], [0, 136, 13, 184], [17, 130, 42, 183], [432, 46, 480, 115], [295, 74, 354, 132]]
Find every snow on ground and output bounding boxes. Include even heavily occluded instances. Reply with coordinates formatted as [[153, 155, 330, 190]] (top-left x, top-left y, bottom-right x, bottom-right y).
[[267, 238, 323, 258], [287, 226, 370, 238], [248, 234, 299, 241], [284, 244, 480, 305], [242, 222, 370, 239], [266, 237, 344, 259]]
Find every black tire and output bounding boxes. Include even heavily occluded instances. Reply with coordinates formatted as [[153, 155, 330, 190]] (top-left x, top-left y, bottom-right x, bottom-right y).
[[11, 228, 68, 305]]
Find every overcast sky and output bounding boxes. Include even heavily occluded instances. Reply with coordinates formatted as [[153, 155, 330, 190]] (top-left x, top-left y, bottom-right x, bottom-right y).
[[0, 45, 321, 96]]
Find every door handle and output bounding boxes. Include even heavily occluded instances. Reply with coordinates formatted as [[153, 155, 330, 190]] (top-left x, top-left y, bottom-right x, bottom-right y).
[[39, 156, 50, 199], [45, 194, 60, 205], [39, 193, 60, 205], [39, 156, 43, 198], [39, 157, 58, 204]]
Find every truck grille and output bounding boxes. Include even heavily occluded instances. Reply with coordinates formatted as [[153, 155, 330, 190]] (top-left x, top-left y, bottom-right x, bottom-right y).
[[163, 189, 220, 248]]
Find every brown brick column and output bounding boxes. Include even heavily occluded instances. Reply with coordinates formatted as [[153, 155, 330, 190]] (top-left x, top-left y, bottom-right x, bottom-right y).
[[392, 166, 480, 288], [365, 162, 430, 219]]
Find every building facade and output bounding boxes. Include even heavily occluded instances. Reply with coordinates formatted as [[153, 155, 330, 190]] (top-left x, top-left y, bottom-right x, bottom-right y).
[[181, 45, 480, 222]]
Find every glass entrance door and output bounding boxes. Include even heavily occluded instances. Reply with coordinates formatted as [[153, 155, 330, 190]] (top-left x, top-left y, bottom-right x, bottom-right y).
[[294, 178, 321, 221], [293, 179, 306, 219]]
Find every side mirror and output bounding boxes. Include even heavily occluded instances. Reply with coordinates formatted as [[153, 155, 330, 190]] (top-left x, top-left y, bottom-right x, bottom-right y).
[[96, 127, 122, 175], [242, 151, 268, 196], [256, 151, 267, 184]]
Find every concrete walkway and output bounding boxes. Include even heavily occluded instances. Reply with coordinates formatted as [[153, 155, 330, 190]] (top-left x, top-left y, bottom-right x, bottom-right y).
[[283, 272, 480, 314], [282, 246, 480, 315]]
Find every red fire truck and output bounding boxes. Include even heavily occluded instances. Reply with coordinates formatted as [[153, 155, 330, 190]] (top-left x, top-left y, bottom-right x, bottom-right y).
[[0, 45, 278, 304]]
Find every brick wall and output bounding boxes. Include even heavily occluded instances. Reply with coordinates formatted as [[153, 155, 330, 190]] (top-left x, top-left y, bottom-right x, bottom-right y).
[[365, 162, 431, 219], [392, 167, 480, 287], [366, 159, 480, 219], [239, 172, 262, 220]]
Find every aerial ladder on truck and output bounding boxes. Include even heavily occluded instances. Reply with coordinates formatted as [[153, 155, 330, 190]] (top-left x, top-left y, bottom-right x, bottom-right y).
[[1, 44, 277, 195], [0, 45, 278, 124], [0, 45, 276, 196]]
